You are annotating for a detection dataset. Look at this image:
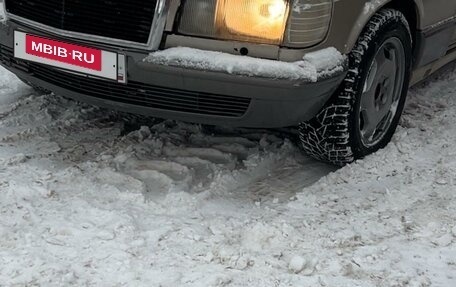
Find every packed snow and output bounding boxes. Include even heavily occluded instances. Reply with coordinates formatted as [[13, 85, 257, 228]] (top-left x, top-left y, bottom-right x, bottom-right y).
[[145, 47, 346, 82], [0, 62, 455, 286]]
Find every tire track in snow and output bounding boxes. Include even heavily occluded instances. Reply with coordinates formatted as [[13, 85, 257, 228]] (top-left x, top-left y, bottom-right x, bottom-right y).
[[0, 66, 334, 203]]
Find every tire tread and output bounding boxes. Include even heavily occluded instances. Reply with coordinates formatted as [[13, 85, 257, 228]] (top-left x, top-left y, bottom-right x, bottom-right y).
[[299, 9, 410, 166]]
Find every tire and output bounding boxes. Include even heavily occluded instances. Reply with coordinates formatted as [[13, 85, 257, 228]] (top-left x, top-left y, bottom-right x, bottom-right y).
[[299, 9, 412, 166]]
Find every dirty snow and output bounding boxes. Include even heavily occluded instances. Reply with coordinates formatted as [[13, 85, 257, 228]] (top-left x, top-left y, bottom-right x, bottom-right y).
[[0, 62, 456, 286], [145, 47, 345, 82], [363, 0, 384, 15]]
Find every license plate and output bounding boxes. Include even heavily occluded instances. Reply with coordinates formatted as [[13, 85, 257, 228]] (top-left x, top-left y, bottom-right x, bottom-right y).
[[14, 31, 126, 83]]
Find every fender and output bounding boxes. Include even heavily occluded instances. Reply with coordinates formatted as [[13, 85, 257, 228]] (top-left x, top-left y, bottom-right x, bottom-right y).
[[334, 0, 456, 69], [341, 0, 424, 54]]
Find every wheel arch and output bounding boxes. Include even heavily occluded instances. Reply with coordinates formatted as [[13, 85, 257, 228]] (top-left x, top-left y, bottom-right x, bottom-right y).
[[344, 0, 422, 64]]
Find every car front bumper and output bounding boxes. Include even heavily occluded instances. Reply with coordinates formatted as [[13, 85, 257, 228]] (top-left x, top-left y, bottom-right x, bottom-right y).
[[0, 21, 347, 128]]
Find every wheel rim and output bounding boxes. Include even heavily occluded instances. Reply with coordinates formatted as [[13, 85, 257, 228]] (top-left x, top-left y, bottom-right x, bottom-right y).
[[359, 37, 406, 148]]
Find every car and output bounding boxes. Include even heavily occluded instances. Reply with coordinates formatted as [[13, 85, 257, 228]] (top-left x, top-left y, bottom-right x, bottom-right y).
[[0, 0, 454, 165]]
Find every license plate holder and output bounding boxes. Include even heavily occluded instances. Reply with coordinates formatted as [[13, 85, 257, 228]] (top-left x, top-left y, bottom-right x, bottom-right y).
[[14, 31, 126, 83]]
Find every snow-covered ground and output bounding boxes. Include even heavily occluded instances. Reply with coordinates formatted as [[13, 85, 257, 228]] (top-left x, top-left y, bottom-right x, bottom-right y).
[[0, 64, 455, 287]]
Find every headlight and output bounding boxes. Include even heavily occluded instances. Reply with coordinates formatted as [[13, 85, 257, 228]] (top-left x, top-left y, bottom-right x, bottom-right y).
[[179, 0, 332, 48], [283, 0, 333, 47], [179, 0, 289, 45]]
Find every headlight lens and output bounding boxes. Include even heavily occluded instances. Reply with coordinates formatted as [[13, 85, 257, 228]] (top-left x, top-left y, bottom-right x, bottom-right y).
[[179, 0, 289, 45]]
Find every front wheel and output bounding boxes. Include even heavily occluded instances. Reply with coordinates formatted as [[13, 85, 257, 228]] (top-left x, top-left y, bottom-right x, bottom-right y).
[[299, 9, 412, 166]]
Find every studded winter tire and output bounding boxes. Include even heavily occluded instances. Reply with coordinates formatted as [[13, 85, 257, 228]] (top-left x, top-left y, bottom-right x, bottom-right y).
[[299, 9, 413, 166]]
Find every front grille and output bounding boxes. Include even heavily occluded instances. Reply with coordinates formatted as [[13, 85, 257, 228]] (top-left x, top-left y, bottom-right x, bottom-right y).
[[5, 0, 157, 44], [0, 46, 251, 118]]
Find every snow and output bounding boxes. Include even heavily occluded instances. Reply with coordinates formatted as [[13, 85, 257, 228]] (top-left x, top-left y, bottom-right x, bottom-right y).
[[288, 255, 307, 273], [145, 47, 346, 82], [0, 62, 456, 286], [363, 0, 384, 15], [0, 0, 4, 23], [292, 1, 312, 14]]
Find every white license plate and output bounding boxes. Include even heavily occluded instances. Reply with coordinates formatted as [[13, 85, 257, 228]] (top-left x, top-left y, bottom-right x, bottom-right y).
[[14, 31, 126, 83]]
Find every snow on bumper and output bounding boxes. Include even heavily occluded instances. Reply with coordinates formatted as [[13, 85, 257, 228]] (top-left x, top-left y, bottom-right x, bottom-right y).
[[145, 47, 347, 82]]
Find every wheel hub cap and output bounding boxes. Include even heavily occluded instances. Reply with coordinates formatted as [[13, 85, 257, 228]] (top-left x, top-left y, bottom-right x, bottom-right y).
[[359, 37, 406, 148]]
